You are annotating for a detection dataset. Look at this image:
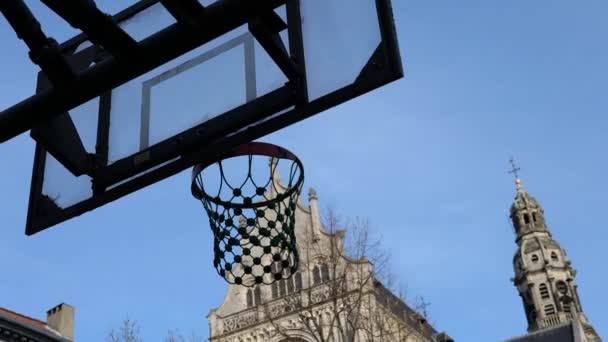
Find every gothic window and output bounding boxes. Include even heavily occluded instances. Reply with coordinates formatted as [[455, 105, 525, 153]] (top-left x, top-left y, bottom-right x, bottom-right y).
[[524, 214, 530, 224], [539, 283, 550, 299], [544, 304, 556, 316], [272, 282, 278, 299], [346, 323, 355, 341], [556, 281, 568, 294], [563, 301, 571, 313], [295, 272, 303, 291], [321, 264, 330, 282], [247, 287, 262, 307], [551, 252, 559, 261], [271, 272, 302, 299], [254, 286, 262, 305], [247, 289, 254, 307], [531, 254, 539, 263], [532, 212, 537, 222], [272, 262, 279, 274], [313, 265, 321, 285]]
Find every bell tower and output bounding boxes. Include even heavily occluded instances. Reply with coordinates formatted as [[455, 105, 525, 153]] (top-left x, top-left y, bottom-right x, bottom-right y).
[[508, 159, 601, 340]]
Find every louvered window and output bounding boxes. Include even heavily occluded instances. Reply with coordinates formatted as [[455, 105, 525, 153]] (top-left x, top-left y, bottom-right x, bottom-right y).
[[539, 283, 550, 299]]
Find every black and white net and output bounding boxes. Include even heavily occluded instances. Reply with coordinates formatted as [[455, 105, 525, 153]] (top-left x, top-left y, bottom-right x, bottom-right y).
[[191, 143, 304, 286]]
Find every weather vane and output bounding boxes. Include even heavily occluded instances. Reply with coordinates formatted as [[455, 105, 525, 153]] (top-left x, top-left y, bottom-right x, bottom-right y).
[[508, 157, 521, 180]]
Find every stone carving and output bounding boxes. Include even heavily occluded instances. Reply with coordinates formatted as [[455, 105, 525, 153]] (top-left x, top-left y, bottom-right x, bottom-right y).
[[222, 310, 259, 333]]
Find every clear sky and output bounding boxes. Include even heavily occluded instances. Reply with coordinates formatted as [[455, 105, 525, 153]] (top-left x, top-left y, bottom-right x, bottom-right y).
[[1, 1, 607, 341]]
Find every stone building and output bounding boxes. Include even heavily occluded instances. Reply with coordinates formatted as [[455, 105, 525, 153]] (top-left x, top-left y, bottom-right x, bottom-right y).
[[207, 170, 451, 342], [0, 303, 74, 342], [505, 177, 602, 342]]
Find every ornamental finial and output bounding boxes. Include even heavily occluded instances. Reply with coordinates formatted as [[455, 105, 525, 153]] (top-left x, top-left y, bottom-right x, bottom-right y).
[[308, 187, 318, 201]]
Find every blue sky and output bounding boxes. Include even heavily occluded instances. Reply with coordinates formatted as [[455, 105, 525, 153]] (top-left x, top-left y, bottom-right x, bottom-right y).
[[1, 1, 607, 341]]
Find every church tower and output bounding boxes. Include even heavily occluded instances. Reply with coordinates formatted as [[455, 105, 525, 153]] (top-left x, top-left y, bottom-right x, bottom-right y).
[[508, 161, 601, 341]]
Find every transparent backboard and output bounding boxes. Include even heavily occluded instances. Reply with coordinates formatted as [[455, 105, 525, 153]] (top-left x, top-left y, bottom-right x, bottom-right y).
[[27, 0, 402, 234]]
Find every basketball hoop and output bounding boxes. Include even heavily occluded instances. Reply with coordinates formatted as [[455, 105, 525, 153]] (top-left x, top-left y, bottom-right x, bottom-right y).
[[191, 142, 304, 286]]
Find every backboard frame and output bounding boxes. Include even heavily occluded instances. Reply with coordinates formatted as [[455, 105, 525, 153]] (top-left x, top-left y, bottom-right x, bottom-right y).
[[24, 0, 403, 235]]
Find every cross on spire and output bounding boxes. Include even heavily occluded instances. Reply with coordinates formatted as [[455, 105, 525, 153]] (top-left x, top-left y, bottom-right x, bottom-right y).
[[508, 157, 521, 180], [508, 157, 523, 189]]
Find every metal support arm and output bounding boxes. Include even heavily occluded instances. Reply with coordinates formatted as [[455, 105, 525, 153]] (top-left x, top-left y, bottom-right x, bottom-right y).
[[40, 0, 139, 58], [160, 0, 206, 30], [0, 0, 75, 86], [248, 12, 300, 82]]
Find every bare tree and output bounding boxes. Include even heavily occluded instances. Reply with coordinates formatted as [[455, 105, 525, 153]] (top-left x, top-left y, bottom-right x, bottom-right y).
[[260, 208, 432, 342], [106, 319, 142, 342], [106, 319, 203, 342], [164, 329, 204, 342]]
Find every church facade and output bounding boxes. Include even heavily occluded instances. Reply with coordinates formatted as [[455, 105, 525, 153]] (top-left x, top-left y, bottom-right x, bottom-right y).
[[207, 169, 451, 342], [505, 176, 602, 341]]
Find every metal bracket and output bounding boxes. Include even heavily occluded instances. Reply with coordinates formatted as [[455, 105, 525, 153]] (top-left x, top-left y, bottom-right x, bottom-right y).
[[248, 12, 300, 82], [160, 0, 206, 31], [0, 0, 76, 87], [41, 0, 139, 58]]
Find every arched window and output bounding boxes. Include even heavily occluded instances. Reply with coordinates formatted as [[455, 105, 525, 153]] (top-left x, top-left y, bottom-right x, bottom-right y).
[[295, 272, 303, 291], [544, 304, 556, 316], [556, 281, 568, 294], [539, 283, 550, 299], [247, 289, 254, 307], [524, 214, 530, 224], [254, 286, 261, 305], [321, 264, 330, 282], [248, 287, 262, 307], [532, 212, 537, 222], [551, 252, 558, 261], [279, 279, 287, 296], [563, 301, 571, 313], [271, 272, 302, 299], [313, 265, 321, 285], [272, 282, 278, 299]]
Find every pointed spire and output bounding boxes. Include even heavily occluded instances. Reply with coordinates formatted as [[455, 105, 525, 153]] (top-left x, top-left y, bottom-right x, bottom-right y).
[[308, 187, 322, 238]]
